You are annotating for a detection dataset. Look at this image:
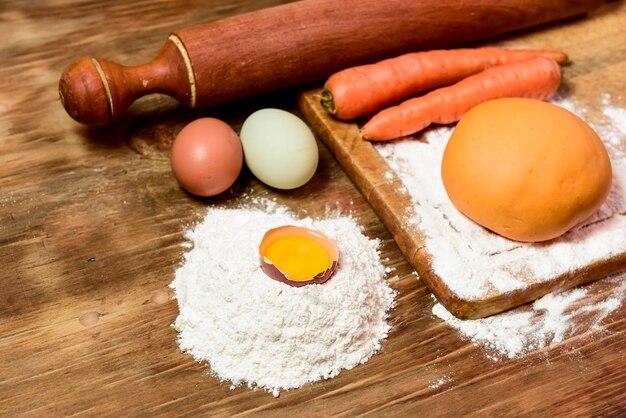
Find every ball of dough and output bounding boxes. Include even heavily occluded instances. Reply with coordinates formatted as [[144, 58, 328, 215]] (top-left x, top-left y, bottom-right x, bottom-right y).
[[441, 98, 612, 242]]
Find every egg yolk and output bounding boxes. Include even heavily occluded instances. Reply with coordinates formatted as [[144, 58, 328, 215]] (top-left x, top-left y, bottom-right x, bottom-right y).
[[264, 236, 331, 281]]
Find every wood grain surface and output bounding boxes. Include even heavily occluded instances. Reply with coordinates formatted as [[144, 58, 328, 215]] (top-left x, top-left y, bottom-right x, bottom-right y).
[[1, 0, 626, 416]]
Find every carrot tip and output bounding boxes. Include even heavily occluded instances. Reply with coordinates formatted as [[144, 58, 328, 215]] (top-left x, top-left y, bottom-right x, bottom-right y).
[[360, 129, 386, 142], [320, 89, 336, 115], [552, 51, 569, 65]]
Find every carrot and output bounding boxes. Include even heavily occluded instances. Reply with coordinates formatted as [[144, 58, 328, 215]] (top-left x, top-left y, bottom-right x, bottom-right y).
[[321, 47, 567, 120], [361, 56, 561, 141]]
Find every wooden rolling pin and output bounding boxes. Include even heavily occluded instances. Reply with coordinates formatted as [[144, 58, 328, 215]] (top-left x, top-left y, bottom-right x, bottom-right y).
[[59, 0, 604, 126]]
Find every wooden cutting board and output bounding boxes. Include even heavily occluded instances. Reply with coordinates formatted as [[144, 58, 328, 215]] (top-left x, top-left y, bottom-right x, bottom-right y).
[[298, 12, 626, 321], [299, 89, 626, 319]]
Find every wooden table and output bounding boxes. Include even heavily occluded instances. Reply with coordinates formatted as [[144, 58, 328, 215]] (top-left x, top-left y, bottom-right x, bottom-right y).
[[1, 1, 625, 415]]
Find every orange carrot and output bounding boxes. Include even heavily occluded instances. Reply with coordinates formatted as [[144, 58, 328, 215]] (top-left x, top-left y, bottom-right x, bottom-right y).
[[321, 47, 567, 120], [361, 56, 561, 141]]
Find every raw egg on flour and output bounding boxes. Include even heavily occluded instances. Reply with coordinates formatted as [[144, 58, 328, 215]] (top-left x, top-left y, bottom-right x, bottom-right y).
[[170, 118, 243, 197], [259, 225, 339, 287]]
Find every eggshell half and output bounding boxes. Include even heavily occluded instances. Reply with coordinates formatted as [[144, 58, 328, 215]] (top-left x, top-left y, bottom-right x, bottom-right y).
[[259, 225, 339, 287]]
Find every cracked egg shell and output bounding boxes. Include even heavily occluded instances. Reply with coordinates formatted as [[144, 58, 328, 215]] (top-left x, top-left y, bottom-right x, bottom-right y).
[[259, 225, 339, 287]]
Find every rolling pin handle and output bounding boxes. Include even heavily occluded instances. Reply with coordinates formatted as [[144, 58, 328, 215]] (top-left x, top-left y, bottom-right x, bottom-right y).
[[58, 35, 195, 126]]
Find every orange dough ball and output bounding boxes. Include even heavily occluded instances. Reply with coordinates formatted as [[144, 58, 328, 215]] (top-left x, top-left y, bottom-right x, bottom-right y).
[[441, 98, 612, 242], [171, 118, 243, 197]]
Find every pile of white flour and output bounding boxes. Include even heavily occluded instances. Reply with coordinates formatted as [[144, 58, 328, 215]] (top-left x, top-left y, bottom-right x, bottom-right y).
[[170, 200, 395, 397]]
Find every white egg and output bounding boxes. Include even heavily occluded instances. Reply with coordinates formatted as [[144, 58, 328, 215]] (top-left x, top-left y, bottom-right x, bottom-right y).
[[240, 108, 319, 190]]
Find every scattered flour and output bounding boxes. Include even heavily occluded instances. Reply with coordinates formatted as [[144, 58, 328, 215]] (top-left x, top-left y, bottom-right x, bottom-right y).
[[603, 106, 626, 142], [428, 374, 451, 389], [432, 273, 626, 359], [170, 200, 395, 397], [376, 95, 626, 301]]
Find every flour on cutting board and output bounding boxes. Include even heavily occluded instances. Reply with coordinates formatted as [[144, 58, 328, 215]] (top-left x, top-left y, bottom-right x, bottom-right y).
[[170, 199, 395, 397], [376, 95, 626, 301], [377, 94, 626, 359]]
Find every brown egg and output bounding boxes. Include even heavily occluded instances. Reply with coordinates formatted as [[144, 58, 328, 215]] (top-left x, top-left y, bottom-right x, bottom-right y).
[[441, 98, 612, 242], [171, 118, 243, 196]]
